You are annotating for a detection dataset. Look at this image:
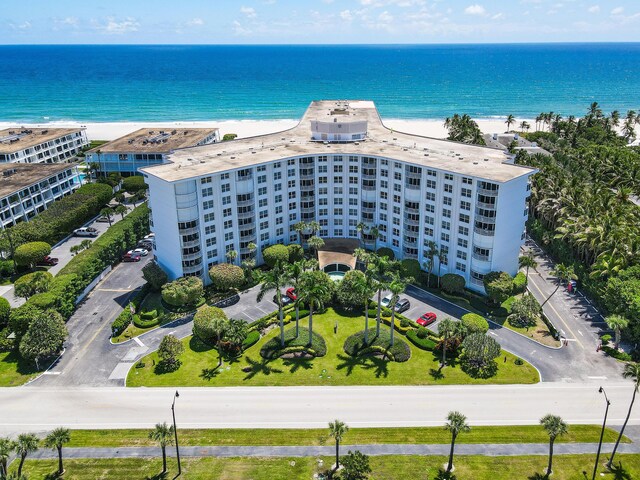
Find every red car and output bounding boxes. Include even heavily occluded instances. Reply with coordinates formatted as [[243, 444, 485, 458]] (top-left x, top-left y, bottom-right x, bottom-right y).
[[286, 287, 297, 301], [122, 253, 141, 262], [37, 256, 59, 266], [417, 312, 437, 327]]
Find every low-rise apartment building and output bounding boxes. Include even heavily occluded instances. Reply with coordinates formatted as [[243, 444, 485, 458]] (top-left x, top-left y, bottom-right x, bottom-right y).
[[0, 128, 88, 164]]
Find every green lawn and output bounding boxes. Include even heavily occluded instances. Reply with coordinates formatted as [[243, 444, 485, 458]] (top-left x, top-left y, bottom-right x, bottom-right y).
[[66, 425, 626, 448], [14, 454, 640, 480], [112, 292, 173, 343], [0, 350, 39, 387], [128, 307, 539, 387]]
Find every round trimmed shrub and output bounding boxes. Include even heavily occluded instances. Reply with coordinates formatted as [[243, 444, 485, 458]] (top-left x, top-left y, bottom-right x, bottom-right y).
[[0, 297, 10, 328], [260, 326, 327, 359], [287, 244, 305, 263], [512, 272, 527, 294], [122, 175, 148, 193], [161, 276, 204, 307], [343, 328, 411, 362], [14, 241, 52, 268], [441, 273, 466, 295], [401, 259, 421, 280], [14, 271, 53, 300], [192, 306, 227, 345], [461, 313, 490, 334], [262, 244, 290, 267], [242, 330, 261, 350], [133, 314, 160, 329], [208, 263, 245, 292], [376, 247, 395, 260]]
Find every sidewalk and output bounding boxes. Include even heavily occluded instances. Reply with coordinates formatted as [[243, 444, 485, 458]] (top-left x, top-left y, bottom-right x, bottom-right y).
[[29, 442, 640, 460]]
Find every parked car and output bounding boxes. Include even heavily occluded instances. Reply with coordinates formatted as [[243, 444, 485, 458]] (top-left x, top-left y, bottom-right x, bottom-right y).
[[137, 240, 153, 250], [393, 298, 411, 313], [286, 287, 297, 301], [381, 293, 394, 307], [273, 293, 292, 305], [131, 248, 149, 257], [417, 312, 437, 327], [73, 227, 98, 237], [96, 216, 110, 223], [37, 255, 59, 266], [122, 253, 141, 262], [144, 233, 155, 240]]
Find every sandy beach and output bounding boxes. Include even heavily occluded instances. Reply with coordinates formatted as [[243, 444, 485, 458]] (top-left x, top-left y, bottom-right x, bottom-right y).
[[0, 117, 533, 142]]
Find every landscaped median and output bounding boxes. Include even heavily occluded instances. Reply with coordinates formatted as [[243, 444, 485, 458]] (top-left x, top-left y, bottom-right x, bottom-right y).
[[127, 307, 539, 387]]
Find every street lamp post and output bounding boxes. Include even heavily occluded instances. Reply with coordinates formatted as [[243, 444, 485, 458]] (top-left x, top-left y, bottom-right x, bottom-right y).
[[171, 390, 181, 478], [592, 386, 610, 480]]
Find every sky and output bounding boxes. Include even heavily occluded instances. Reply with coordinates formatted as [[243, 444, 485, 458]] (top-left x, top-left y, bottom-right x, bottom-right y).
[[2, 0, 640, 44]]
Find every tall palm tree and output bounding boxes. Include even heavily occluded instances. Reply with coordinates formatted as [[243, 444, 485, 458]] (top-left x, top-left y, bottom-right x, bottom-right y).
[[44, 427, 71, 475], [225, 249, 238, 264], [423, 241, 439, 288], [356, 222, 368, 248], [100, 207, 114, 227], [15, 433, 39, 478], [540, 263, 576, 308], [369, 225, 380, 251], [437, 318, 457, 366], [437, 251, 447, 288], [605, 314, 629, 350], [608, 362, 640, 468], [387, 274, 408, 347], [286, 260, 310, 338], [520, 121, 530, 133], [307, 220, 321, 237], [505, 114, 515, 132], [328, 419, 349, 469], [540, 414, 568, 477], [211, 316, 229, 368], [444, 411, 470, 473], [148, 422, 175, 475], [299, 272, 331, 344], [357, 266, 377, 344], [307, 235, 325, 260], [114, 204, 128, 220], [257, 264, 290, 347], [371, 255, 392, 336], [293, 221, 307, 246], [0, 437, 14, 478], [518, 253, 538, 290]]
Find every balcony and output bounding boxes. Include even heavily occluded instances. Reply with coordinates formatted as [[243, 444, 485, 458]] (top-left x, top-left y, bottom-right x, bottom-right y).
[[476, 201, 497, 210], [402, 248, 418, 259], [403, 236, 418, 247], [478, 187, 499, 197], [299, 171, 315, 180], [472, 252, 491, 262], [183, 264, 203, 275], [178, 225, 199, 235], [236, 198, 254, 208], [237, 209, 255, 220], [404, 182, 421, 191], [474, 226, 495, 237], [361, 206, 376, 214], [237, 173, 253, 182], [301, 206, 316, 214], [362, 173, 377, 180], [475, 214, 496, 224], [181, 238, 201, 248], [181, 252, 203, 262], [404, 205, 419, 215], [361, 183, 376, 191], [403, 215, 420, 227]]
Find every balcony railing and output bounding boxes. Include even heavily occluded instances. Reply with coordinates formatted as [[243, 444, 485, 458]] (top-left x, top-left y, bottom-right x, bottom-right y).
[[404, 182, 421, 190], [181, 252, 203, 262], [361, 184, 376, 191], [476, 201, 497, 210], [236, 198, 254, 208], [178, 226, 199, 235], [475, 214, 496, 224], [180, 238, 201, 248], [403, 236, 418, 247], [472, 252, 491, 262], [237, 173, 253, 182], [477, 187, 499, 197], [403, 216, 420, 227], [361, 206, 376, 213], [403, 249, 418, 259], [362, 173, 377, 180], [404, 206, 419, 214], [474, 226, 495, 237], [237, 210, 255, 220]]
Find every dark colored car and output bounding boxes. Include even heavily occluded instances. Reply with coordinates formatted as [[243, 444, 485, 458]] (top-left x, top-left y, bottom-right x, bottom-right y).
[[37, 256, 59, 266], [122, 253, 141, 262], [393, 298, 411, 313], [417, 312, 437, 327], [273, 294, 292, 305]]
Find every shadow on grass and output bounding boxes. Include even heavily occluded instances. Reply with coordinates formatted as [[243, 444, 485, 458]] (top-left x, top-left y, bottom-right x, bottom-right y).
[[242, 356, 283, 380], [335, 353, 390, 378], [189, 337, 215, 353], [434, 470, 457, 480], [609, 462, 633, 480], [200, 367, 222, 381], [282, 357, 315, 373], [1, 349, 39, 376]]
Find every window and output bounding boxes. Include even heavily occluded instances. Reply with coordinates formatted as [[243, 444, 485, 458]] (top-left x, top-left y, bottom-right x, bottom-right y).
[[459, 226, 469, 236], [441, 233, 450, 242], [426, 192, 435, 201], [203, 200, 214, 210], [425, 204, 435, 213], [223, 208, 232, 217], [222, 196, 231, 205], [423, 228, 434, 237], [201, 176, 212, 184], [459, 214, 470, 223], [224, 232, 234, 241], [223, 220, 233, 229], [460, 201, 471, 210], [457, 238, 468, 248], [206, 238, 217, 247], [205, 225, 215, 235], [461, 188, 472, 198], [204, 213, 215, 223], [443, 209, 451, 218], [334, 165, 343, 173], [463, 177, 473, 185], [258, 175, 267, 184], [444, 184, 453, 193], [445, 173, 454, 181], [426, 180, 436, 189], [259, 199, 268, 208], [202, 187, 213, 197], [442, 220, 450, 230], [456, 262, 467, 272], [258, 187, 267, 196], [221, 184, 230, 193], [443, 197, 452, 206], [456, 250, 467, 260]]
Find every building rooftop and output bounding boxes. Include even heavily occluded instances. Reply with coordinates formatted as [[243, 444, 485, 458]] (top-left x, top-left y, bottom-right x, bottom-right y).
[[91, 128, 220, 155], [0, 162, 78, 198], [0, 128, 85, 154], [142, 101, 536, 183]]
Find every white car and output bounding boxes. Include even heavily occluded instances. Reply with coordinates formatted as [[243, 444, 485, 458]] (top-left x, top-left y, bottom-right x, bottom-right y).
[[130, 248, 149, 257], [144, 233, 155, 240], [381, 293, 394, 308], [73, 227, 98, 237]]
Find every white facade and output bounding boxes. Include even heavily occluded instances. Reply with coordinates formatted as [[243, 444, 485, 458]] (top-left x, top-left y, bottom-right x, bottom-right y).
[[0, 164, 82, 228], [143, 101, 536, 294], [0, 129, 88, 164]]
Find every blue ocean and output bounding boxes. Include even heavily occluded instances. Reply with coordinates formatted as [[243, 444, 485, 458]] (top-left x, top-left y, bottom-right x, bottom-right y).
[[0, 44, 639, 122]]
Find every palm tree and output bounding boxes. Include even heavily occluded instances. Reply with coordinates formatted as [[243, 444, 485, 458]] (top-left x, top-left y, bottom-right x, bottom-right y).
[[299, 271, 331, 344], [505, 114, 515, 132], [89, 160, 101, 180], [148, 422, 174, 475], [225, 249, 238, 264], [540, 263, 576, 308], [371, 255, 392, 336], [257, 264, 290, 347], [211, 316, 229, 368], [606, 314, 629, 350], [114, 204, 128, 220], [423, 241, 439, 288], [608, 362, 640, 469], [518, 253, 538, 290], [520, 121, 530, 133], [444, 411, 470, 473], [328, 419, 349, 469], [369, 225, 380, 251], [307, 235, 325, 260], [15, 433, 39, 478], [0, 437, 14, 478], [540, 414, 568, 477], [387, 274, 408, 347], [100, 207, 114, 227], [44, 427, 71, 475], [286, 260, 310, 338], [293, 221, 307, 246], [356, 222, 368, 248], [307, 220, 321, 236], [437, 251, 447, 288], [357, 266, 377, 344], [437, 318, 457, 366]]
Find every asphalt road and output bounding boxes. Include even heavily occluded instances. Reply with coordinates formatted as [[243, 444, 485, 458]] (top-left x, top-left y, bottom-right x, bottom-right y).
[[0, 383, 638, 435]]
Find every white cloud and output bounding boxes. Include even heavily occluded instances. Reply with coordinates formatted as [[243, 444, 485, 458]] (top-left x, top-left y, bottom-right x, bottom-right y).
[[588, 5, 600, 14], [240, 6, 257, 18], [611, 6, 624, 15], [340, 10, 354, 21], [94, 17, 139, 35], [233, 20, 252, 35], [186, 18, 204, 26], [491, 12, 505, 20], [9, 21, 32, 30], [379, 10, 394, 23], [464, 4, 486, 16]]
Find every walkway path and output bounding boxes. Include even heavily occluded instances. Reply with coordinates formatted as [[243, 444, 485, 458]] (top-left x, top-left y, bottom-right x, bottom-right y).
[[27, 442, 640, 460]]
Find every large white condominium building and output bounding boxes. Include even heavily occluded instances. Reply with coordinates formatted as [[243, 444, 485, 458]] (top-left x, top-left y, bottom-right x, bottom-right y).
[[85, 128, 220, 176], [0, 128, 88, 164], [0, 162, 81, 228], [142, 101, 537, 293]]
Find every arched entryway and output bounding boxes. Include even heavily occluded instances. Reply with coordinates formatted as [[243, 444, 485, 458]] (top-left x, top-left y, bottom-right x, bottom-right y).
[[317, 238, 358, 281]]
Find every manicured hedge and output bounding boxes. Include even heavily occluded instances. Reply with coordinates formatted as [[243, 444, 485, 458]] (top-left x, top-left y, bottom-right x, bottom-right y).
[[461, 313, 490, 334], [242, 330, 261, 350], [406, 329, 437, 350], [513, 272, 528, 294], [260, 326, 327, 359], [111, 283, 153, 336], [122, 175, 148, 193], [133, 314, 160, 329], [343, 328, 411, 362], [376, 247, 395, 260], [14, 242, 51, 267], [4, 183, 113, 248]]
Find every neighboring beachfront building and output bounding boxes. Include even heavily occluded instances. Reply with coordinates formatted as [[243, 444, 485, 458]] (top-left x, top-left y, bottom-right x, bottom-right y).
[[141, 100, 537, 293], [86, 128, 220, 176], [0, 128, 88, 165], [0, 162, 81, 228]]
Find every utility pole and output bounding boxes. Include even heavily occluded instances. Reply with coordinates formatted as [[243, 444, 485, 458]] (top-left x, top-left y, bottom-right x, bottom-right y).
[[171, 390, 181, 478], [593, 386, 610, 480]]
